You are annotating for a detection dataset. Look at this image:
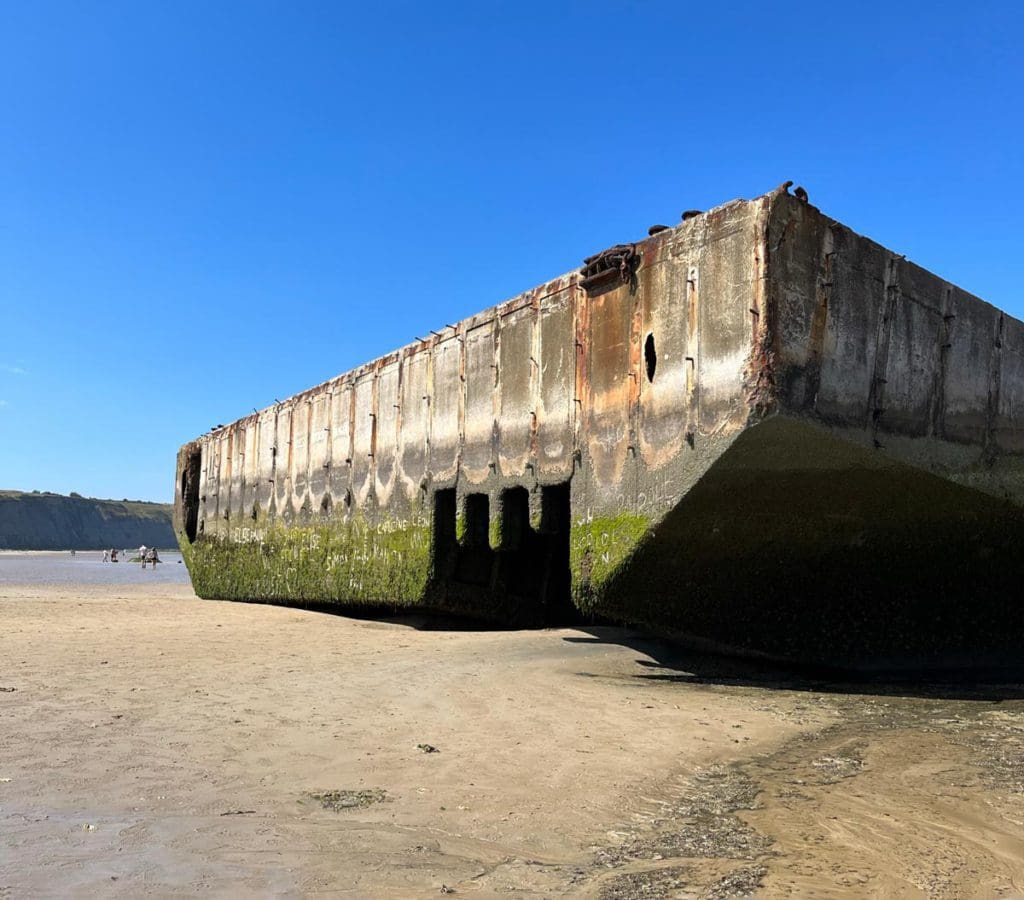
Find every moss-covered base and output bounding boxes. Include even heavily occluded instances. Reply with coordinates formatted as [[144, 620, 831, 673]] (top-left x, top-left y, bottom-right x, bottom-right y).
[[180, 515, 432, 607], [179, 493, 583, 626], [569, 512, 651, 614]]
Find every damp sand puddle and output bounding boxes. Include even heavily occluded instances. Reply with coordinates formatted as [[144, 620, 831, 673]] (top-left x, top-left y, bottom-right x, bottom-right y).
[[0, 550, 190, 586], [591, 677, 1024, 898]]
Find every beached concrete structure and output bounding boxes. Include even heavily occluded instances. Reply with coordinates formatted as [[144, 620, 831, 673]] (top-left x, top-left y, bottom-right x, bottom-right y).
[[176, 183, 1024, 669]]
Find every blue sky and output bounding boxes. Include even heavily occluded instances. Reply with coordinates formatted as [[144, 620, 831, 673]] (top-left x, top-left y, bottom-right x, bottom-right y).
[[1, 1, 1021, 502]]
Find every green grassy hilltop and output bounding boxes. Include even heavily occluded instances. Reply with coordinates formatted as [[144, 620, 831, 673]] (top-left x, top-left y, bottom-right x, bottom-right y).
[[0, 490, 174, 550]]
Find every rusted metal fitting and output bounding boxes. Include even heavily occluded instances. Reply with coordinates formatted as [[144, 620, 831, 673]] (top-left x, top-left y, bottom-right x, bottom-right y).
[[579, 243, 638, 294]]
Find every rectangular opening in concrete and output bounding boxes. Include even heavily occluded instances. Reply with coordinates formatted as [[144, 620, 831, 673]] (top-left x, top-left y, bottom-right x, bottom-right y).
[[463, 493, 489, 547], [498, 486, 542, 600], [538, 482, 574, 621], [500, 486, 530, 553], [428, 483, 576, 624], [456, 493, 494, 586], [431, 488, 457, 581], [492, 483, 576, 624]]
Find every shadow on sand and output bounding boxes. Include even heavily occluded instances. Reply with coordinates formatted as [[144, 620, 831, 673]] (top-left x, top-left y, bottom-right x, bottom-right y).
[[217, 597, 1024, 702], [562, 626, 1024, 702]]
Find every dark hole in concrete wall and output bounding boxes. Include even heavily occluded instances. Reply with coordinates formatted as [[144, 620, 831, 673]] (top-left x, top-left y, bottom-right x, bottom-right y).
[[463, 494, 490, 548], [182, 449, 201, 544], [429, 482, 578, 626], [431, 488, 457, 581], [495, 483, 577, 624], [644, 332, 657, 383], [456, 494, 493, 586], [501, 486, 530, 553], [320, 494, 332, 516], [497, 487, 542, 600], [538, 482, 575, 622]]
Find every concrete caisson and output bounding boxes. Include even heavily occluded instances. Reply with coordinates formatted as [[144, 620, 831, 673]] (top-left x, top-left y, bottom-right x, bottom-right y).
[[175, 184, 1024, 669]]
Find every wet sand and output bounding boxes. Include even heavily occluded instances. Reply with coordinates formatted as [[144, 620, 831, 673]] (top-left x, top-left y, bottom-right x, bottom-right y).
[[1, 564, 1022, 897]]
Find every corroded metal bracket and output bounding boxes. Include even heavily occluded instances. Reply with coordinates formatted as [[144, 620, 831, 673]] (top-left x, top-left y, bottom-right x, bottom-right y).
[[579, 243, 638, 294]]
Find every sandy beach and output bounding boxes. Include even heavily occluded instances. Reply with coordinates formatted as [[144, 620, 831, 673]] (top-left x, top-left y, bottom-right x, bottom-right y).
[[1, 554, 1022, 897]]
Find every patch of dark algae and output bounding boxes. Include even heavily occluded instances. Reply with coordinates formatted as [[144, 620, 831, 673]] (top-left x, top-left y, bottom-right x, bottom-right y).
[[301, 788, 389, 811], [607, 766, 771, 863], [595, 764, 773, 899], [599, 866, 693, 899], [600, 860, 771, 900]]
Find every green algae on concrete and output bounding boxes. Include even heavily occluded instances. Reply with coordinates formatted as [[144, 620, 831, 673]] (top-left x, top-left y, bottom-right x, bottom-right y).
[[181, 514, 432, 607], [488, 510, 503, 551], [570, 512, 651, 612]]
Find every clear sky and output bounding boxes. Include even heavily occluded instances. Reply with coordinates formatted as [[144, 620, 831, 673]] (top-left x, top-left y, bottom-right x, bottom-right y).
[[1, 1, 1021, 503]]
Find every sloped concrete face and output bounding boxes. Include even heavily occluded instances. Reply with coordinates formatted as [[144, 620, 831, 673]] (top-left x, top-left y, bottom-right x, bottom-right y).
[[175, 184, 1024, 667], [767, 191, 1024, 504], [595, 416, 1024, 670]]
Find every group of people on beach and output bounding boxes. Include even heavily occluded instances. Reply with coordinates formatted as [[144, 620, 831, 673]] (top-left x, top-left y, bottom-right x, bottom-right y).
[[95, 545, 161, 567]]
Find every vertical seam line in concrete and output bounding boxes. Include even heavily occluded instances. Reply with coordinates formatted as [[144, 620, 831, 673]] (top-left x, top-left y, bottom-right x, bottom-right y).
[[985, 312, 1005, 462], [868, 254, 901, 445], [934, 285, 954, 439]]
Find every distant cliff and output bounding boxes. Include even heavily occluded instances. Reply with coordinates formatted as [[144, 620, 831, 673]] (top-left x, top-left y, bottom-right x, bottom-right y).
[[0, 491, 175, 550]]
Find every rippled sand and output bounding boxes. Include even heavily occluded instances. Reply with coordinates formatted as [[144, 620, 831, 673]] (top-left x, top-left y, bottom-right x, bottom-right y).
[[1, 568, 1021, 897]]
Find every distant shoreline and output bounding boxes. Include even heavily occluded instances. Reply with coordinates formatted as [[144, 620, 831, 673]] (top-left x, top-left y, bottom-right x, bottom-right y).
[[0, 548, 179, 555], [0, 490, 175, 551]]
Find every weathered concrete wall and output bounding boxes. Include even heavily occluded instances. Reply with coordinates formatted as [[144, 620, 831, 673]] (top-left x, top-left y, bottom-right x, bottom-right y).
[[175, 184, 1024, 667], [768, 191, 1024, 500], [176, 193, 769, 615]]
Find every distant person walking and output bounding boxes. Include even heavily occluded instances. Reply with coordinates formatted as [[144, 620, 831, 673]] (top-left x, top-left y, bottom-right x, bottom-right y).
[[139, 545, 148, 568], [110, 548, 119, 563], [70, 549, 76, 558], [146, 547, 158, 569], [102, 549, 109, 562]]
